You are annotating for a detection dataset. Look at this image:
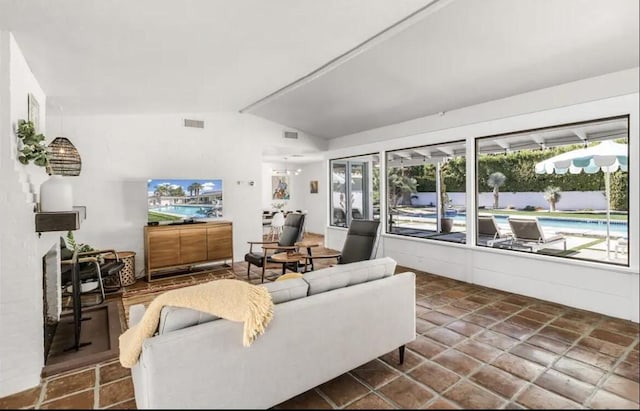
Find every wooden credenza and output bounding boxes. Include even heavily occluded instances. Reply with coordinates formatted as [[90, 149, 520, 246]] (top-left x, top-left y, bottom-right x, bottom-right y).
[[144, 221, 233, 281]]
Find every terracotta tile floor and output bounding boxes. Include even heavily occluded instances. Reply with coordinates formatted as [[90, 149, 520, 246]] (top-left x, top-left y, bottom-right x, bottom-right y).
[[1, 239, 638, 409]]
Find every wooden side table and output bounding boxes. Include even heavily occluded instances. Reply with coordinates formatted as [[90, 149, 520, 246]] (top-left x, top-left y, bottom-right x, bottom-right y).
[[294, 240, 322, 272], [270, 252, 305, 276]]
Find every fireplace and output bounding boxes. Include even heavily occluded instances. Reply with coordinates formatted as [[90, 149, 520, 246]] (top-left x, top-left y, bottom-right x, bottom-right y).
[[42, 241, 62, 362]]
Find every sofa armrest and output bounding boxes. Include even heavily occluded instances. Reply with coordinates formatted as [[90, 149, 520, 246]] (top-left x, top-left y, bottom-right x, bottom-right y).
[[129, 304, 147, 328]]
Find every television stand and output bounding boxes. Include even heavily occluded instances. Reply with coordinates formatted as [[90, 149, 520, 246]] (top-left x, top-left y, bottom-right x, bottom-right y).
[[144, 221, 233, 281]]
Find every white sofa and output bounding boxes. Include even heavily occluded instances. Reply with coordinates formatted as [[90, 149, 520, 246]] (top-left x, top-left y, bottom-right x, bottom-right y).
[[128, 257, 416, 409]]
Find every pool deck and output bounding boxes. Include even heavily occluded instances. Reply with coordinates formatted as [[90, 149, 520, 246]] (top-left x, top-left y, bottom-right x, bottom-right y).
[[389, 217, 629, 265]]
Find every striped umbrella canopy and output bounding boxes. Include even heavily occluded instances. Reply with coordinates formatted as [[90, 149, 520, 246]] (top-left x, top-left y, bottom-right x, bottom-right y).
[[534, 139, 628, 259], [535, 140, 628, 175]]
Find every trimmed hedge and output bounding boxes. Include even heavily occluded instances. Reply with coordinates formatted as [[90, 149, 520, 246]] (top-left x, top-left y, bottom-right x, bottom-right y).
[[396, 143, 628, 210]]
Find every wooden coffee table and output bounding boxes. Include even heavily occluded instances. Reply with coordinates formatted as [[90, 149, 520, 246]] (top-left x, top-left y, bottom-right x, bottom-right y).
[[270, 252, 305, 276]]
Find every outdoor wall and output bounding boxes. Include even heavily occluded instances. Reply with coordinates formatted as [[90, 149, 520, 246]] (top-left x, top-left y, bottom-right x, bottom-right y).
[[0, 32, 55, 397], [325, 68, 639, 323]]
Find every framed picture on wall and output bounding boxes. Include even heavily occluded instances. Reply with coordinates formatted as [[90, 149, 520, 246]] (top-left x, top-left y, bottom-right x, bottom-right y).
[[28, 93, 40, 133], [310, 180, 318, 194], [272, 175, 290, 200]]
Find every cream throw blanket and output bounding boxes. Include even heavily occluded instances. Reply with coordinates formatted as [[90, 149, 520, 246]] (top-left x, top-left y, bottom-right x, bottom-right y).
[[119, 279, 273, 368]]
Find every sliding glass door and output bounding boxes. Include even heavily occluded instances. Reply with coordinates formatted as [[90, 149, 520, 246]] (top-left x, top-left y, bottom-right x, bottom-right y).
[[330, 154, 379, 228]]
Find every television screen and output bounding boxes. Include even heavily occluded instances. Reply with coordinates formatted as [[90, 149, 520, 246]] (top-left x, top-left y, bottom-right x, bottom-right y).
[[147, 178, 223, 223]]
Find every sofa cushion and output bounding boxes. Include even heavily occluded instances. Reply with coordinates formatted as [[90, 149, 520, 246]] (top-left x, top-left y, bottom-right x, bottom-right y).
[[304, 257, 397, 296], [260, 278, 309, 304], [156, 278, 309, 334], [276, 272, 304, 282], [158, 306, 219, 334]]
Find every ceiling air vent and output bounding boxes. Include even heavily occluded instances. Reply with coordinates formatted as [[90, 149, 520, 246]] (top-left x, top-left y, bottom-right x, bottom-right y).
[[283, 131, 298, 139], [184, 119, 205, 128]]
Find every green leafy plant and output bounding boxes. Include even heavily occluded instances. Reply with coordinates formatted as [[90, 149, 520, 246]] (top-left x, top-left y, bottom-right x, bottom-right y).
[[16, 119, 49, 167], [66, 231, 95, 253], [388, 172, 417, 208]]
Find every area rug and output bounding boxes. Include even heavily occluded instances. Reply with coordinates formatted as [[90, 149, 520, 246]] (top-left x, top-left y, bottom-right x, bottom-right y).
[[121, 268, 237, 326]]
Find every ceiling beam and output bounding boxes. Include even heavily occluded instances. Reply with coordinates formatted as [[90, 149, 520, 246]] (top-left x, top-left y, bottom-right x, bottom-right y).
[[572, 129, 588, 142], [413, 148, 432, 158]]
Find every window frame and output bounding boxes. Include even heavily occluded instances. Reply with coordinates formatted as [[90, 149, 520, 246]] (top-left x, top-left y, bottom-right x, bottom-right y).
[[385, 140, 467, 242], [473, 114, 630, 267]]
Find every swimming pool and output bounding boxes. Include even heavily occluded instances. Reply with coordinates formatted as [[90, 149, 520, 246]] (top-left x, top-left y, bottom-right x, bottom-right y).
[[396, 210, 628, 234], [151, 205, 216, 218], [485, 214, 628, 234]]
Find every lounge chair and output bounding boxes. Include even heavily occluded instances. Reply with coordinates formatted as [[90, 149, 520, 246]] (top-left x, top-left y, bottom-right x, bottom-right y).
[[507, 216, 566, 252], [304, 219, 381, 267], [477, 214, 509, 246], [245, 212, 306, 283]]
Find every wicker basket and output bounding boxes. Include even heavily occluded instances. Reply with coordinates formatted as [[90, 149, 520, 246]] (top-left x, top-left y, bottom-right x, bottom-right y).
[[104, 251, 137, 286]]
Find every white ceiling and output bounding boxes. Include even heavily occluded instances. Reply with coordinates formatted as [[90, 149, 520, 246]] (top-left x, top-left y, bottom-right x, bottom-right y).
[[0, 0, 431, 115], [247, 0, 640, 138], [1, 0, 638, 145]]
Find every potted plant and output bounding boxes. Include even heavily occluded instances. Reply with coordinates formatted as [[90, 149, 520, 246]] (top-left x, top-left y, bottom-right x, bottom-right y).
[[439, 163, 453, 233], [543, 186, 562, 212], [387, 172, 417, 231], [16, 119, 49, 168], [487, 171, 506, 210]]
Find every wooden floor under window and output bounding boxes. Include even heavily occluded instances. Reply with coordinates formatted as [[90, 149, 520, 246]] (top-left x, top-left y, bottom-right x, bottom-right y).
[[1, 234, 638, 409]]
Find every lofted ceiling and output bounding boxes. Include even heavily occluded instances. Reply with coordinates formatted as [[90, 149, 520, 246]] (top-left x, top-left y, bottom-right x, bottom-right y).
[[0, 0, 432, 115], [246, 0, 639, 139], [1, 0, 638, 148]]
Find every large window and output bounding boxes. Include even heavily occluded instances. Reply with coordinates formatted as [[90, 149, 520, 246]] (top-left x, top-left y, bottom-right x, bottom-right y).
[[386, 141, 466, 242], [330, 154, 380, 227], [475, 116, 629, 266]]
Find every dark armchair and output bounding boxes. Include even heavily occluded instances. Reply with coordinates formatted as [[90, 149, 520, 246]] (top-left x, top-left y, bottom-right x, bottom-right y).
[[305, 219, 380, 267], [244, 212, 306, 283], [60, 238, 126, 307]]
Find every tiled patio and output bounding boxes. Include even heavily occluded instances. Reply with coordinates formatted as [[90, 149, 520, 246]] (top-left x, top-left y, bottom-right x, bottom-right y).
[[1, 256, 638, 409]]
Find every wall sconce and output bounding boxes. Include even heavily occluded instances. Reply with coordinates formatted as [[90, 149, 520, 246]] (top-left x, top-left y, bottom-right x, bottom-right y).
[[47, 137, 82, 176]]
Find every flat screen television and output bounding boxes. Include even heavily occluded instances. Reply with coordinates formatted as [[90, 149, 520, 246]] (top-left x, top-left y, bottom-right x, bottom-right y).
[[147, 178, 223, 223]]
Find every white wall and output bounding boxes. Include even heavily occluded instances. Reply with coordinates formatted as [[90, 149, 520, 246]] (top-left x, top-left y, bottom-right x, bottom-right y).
[[293, 160, 326, 236], [325, 69, 639, 323], [261, 161, 305, 212], [261, 160, 327, 236], [0, 32, 53, 397], [1, 47, 324, 396], [42, 113, 325, 278]]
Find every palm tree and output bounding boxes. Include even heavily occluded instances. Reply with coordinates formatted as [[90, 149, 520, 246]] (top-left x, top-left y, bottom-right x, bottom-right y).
[[191, 182, 203, 203], [388, 172, 417, 208], [192, 182, 202, 196], [544, 186, 562, 212], [487, 172, 507, 209], [187, 183, 197, 196]]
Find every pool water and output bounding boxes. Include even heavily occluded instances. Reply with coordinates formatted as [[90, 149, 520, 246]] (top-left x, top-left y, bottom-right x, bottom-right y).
[[151, 205, 215, 218], [397, 210, 627, 234], [483, 214, 628, 234]]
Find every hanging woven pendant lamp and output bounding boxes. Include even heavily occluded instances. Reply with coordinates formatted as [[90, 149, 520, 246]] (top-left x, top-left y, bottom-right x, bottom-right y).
[[46, 137, 82, 176]]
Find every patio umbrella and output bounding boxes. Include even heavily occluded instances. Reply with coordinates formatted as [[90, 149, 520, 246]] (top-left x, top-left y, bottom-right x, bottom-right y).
[[534, 140, 628, 258]]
